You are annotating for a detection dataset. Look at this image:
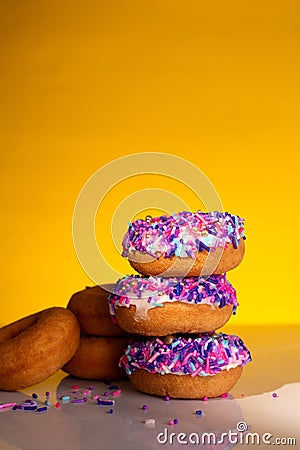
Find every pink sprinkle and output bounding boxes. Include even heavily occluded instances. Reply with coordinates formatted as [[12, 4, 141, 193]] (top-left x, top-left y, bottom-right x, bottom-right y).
[[112, 389, 122, 397], [72, 385, 79, 390], [203, 396, 208, 401], [182, 352, 194, 366], [55, 402, 61, 408], [221, 393, 228, 398], [92, 395, 100, 400], [190, 366, 202, 377], [0, 403, 17, 410], [169, 420, 174, 426]]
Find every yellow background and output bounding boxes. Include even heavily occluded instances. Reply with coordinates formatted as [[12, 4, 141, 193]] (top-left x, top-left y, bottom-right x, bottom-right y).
[[1, 1, 299, 326]]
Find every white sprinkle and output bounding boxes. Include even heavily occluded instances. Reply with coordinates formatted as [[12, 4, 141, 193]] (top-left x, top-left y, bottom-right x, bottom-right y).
[[144, 419, 156, 428]]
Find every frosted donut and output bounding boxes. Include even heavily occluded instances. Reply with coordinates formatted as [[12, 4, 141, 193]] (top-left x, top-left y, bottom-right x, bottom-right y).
[[109, 274, 238, 335], [0, 307, 80, 391], [63, 335, 130, 380], [122, 211, 245, 277], [67, 285, 126, 337], [120, 333, 251, 399]]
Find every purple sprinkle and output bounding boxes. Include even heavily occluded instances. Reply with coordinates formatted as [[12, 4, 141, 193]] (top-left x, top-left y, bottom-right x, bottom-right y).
[[195, 410, 202, 416], [272, 393, 278, 398], [72, 399, 87, 404], [104, 391, 109, 396], [45, 391, 50, 397], [97, 400, 115, 406], [12, 405, 22, 410], [174, 419, 179, 424], [108, 409, 114, 415], [36, 407, 47, 413], [32, 393, 38, 399], [24, 405, 37, 411], [109, 385, 118, 390], [142, 405, 148, 411], [164, 396, 170, 401]]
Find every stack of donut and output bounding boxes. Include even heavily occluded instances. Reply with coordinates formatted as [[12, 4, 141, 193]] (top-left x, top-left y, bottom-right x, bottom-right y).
[[108, 210, 252, 399], [0, 209, 251, 396], [63, 286, 130, 380]]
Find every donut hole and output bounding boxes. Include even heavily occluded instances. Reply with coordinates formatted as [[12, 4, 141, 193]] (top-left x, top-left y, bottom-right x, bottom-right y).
[[0, 315, 38, 341]]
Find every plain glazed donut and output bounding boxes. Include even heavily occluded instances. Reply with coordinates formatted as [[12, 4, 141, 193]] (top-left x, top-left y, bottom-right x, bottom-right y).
[[122, 211, 245, 277], [108, 274, 238, 335], [62, 336, 130, 380], [67, 285, 126, 337], [120, 333, 251, 399], [0, 307, 80, 391]]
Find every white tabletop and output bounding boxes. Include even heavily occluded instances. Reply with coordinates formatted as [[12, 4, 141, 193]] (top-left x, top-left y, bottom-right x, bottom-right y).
[[0, 325, 299, 450]]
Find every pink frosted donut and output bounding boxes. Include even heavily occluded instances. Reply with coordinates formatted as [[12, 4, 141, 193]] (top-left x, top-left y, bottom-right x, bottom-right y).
[[122, 210, 245, 277], [120, 333, 251, 399], [108, 274, 238, 335]]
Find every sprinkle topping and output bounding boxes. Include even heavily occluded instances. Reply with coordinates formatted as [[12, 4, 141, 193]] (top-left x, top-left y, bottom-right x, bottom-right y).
[[119, 333, 251, 377], [108, 274, 238, 320], [122, 210, 245, 259]]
